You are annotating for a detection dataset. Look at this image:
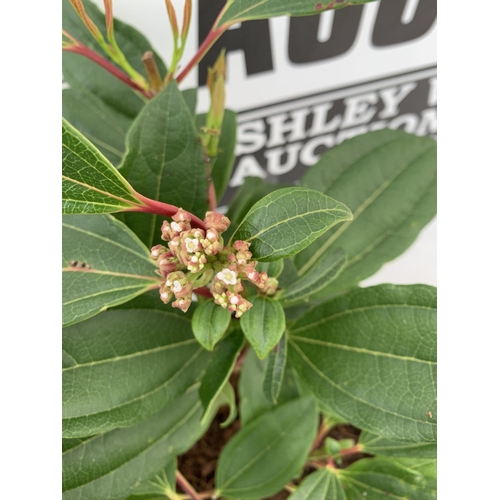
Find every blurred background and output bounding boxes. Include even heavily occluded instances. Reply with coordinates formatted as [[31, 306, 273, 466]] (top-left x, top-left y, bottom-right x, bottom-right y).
[[93, 0, 437, 286]]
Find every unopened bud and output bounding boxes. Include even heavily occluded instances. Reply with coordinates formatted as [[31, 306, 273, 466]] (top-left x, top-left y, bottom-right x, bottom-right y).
[[181, 0, 192, 41], [204, 211, 230, 233], [69, 0, 105, 43], [165, 0, 179, 39]]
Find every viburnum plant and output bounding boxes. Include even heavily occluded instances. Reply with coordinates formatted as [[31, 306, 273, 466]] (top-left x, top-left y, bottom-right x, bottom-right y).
[[62, 1, 437, 499]]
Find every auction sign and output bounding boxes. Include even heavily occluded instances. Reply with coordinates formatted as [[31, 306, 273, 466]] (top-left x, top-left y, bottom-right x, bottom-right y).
[[113, 0, 436, 204]]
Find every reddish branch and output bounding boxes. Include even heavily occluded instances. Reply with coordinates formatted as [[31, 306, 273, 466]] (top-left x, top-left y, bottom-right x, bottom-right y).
[[63, 41, 152, 98], [176, 27, 226, 84], [132, 193, 207, 230], [175, 471, 202, 500]]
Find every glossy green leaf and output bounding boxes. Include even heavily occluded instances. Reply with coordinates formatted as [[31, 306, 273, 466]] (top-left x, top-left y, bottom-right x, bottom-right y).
[[120, 82, 208, 246], [199, 330, 245, 423], [289, 468, 346, 500], [63, 0, 165, 119], [296, 130, 437, 295], [238, 349, 300, 426], [216, 397, 317, 499], [359, 431, 437, 458], [192, 300, 232, 350], [338, 457, 436, 500], [62, 214, 159, 327], [63, 89, 132, 166], [240, 296, 286, 359], [62, 389, 214, 500], [62, 119, 142, 214], [262, 334, 287, 404], [216, 0, 376, 27], [288, 284, 437, 443], [63, 308, 211, 437], [232, 187, 352, 262], [197, 110, 237, 202], [279, 248, 346, 306], [226, 177, 284, 238]]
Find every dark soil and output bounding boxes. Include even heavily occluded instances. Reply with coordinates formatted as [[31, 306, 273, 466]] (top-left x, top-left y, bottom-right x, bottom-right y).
[[177, 373, 370, 498]]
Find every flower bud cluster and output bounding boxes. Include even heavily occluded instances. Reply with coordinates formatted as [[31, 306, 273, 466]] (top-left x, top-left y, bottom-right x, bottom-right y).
[[211, 240, 277, 318], [151, 208, 278, 316]]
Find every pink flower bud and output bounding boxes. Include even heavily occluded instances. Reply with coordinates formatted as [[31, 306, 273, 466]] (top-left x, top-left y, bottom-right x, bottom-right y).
[[204, 211, 230, 233], [172, 208, 191, 223], [150, 244, 167, 260]]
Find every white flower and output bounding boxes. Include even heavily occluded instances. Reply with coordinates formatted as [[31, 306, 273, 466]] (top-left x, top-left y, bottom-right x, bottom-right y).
[[217, 268, 238, 285], [171, 222, 183, 232], [185, 238, 199, 253], [173, 280, 183, 293], [230, 295, 239, 305]]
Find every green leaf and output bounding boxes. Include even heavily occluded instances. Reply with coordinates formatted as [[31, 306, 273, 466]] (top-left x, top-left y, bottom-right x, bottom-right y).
[[325, 438, 342, 457], [120, 82, 208, 246], [216, 397, 318, 499], [218, 381, 239, 429], [182, 88, 198, 116], [288, 284, 437, 443], [240, 296, 286, 359], [215, 0, 377, 27], [226, 177, 284, 238], [63, 308, 211, 437], [279, 248, 346, 306], [395, 458, 437, 480], [257, 259, 284, 278], [238, 349, 301, 426], [62, 214, 159, 327], [192, 300, 232, 350], [296, 130, 437, 295], [358, 431, 437, 458], [232, 187, 352, 262], [262, 334, 287, 404], [62, 389, 214, 500], [63, 89, 132, 166], [199, 330, 245, 423], [338, 457, 436, 500], [288, 468, 346, 500], [128, 458, 176, 499], [197, 110, 237, 202], [62, 119, 142, 214], [62, 0, 165, 119]]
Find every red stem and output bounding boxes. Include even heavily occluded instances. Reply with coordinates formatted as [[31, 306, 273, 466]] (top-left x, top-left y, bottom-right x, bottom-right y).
[[193, 287, 212, 298], [176, 471, 202, 500], [132, 192, 207, 230], [310, 421, 333, 452], [63, 44, 152, 98], [176, 27, 226, 84], [208, 180, 217, 211]]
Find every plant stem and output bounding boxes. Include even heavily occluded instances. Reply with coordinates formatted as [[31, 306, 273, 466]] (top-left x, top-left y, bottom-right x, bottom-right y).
[[176, 27, 226, 84], [175, 471, 202, 500], [208, 180, 217, 211], [63, 42, 152, 98], [340, 444, 361, 456], [142, 51, 163, 93], [131, 193, 207, 230], [310, 420, 334, 452]]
